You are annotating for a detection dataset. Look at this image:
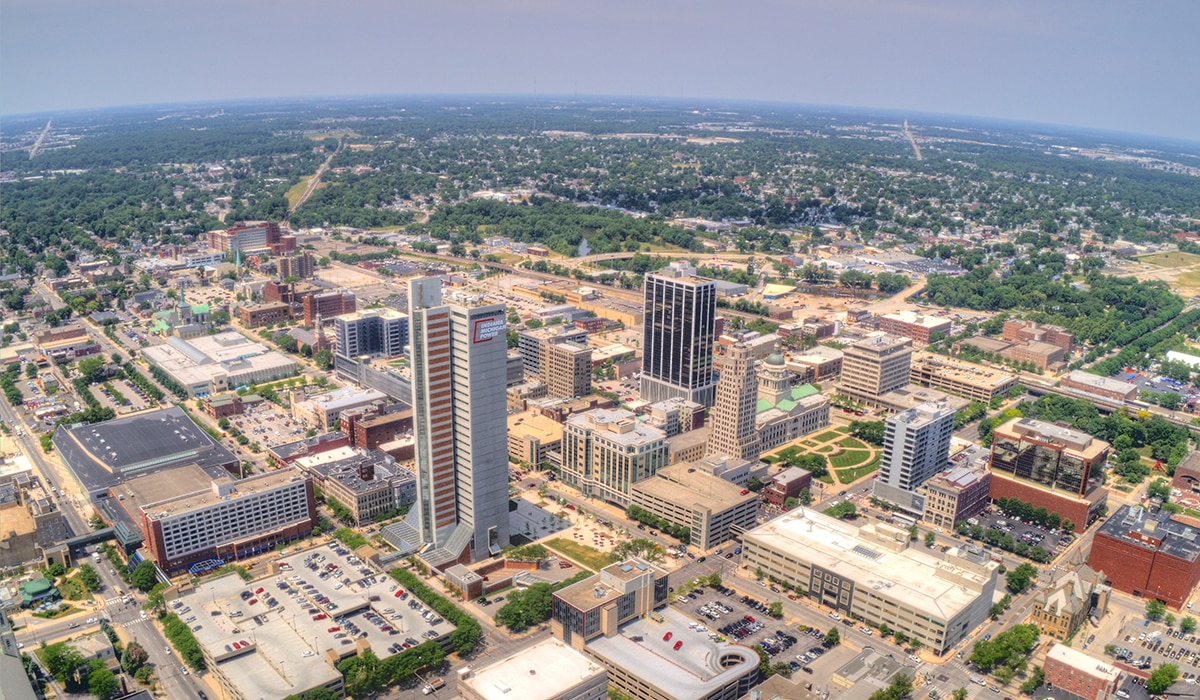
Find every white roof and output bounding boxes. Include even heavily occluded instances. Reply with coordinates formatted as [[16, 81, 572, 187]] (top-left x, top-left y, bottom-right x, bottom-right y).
[[461, 638, 604, 700]]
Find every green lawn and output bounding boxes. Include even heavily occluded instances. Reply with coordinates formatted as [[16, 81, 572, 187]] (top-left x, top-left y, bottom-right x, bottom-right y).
[[835, 456, 881, 484], [285, 177, 312, 209], [836, 436, 868, 450], [830, 450, 871, 468], [816, 445, 835, 454], [545, 538, 616, 572], [810, 429, 847, 442]]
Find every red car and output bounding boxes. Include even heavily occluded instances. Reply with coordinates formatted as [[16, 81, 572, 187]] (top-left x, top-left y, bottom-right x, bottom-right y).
[[663, 632, 672, 642], [327, 626, 340, 633], [394, 589, 405, 598], [673, 641, 683, 651], [248, 599, 257, 605], [254, 587, 264, 594], [313, 614, 327, 620]]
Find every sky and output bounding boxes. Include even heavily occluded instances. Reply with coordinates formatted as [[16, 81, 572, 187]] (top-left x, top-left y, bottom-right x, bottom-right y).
[[2, 0, 1198, 142]]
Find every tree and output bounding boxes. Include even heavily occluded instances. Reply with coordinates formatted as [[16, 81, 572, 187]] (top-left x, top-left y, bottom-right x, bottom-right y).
[[1147, 663, 1180, 694], [77, 563, 102, 592], [1147, 599, 1167, 621], [908, 525, 918, 541], [799, 488, 813, 506], [121, 641, 149, 674], [952, 689, 969, 700], [131, 560, 158, 592], [41, 641, 85, 685], [1148, 478, 1172, 501], [924, 531, 936, 547], [783, 496, 799, 510], [313, 348, 334, 370], [1005, 563, 1038, 593], [78, 356, 107, 384], [1182, 617, 1197, 635], [767, 602, 783, 618], [849, 420, 886, 446], [825, 627, 840, 646], [87, 664, 119, 699]]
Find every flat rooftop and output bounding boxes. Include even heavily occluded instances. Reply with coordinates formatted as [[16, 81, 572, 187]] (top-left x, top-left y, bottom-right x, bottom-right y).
[[632, 463, 757, 514], [1064, 370, 1138, 394], [507, 411, 563, 442], [584, 607, 758, 697], [846, 333, 912, 356], [461, 638, 604, 700], [912, 352, 1017, 390], [996, 417, 1108, 459], [1097, 505, 1200, 562], [115, 464, 216, 516], [302, 387, 388, 414], [882, 310, 952, 329], [878, 385, 970, 414], [743, 508, 995, 621], [568, 409, 665, 447], [143, 468, 308, 520], [53, 406, 238, 494], [1046, 643, 1120, 681]]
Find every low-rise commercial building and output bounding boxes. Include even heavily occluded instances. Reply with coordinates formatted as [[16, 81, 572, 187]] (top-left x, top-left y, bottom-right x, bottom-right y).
[[1003, 320, 1074, 353], [340, 404, 412, 452], [140, 332, 298, 397], [458, 638, 607, 700], [1042, 644, 1120, 700], [237, 302, 293, 329], [1060, 371, 1138, 405], [645, 398, 705, 438], [1089, 504, 1200, 609], [918, 464, 991, 530], [879, 311, 952, 344], [291, 447, 415, 525], [740, 508, 999, 654], [788, 346, 843, 382], [909, 352, 1017, 403], [291, 387, 388, 432], [508, 410, 564, 469], [763, 467, 813, 508], [630, 463, 759, 550], [1029, 566, 1109, 641]]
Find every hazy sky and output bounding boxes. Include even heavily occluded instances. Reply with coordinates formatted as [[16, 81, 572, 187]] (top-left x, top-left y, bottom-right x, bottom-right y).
[[3, 0, 1198, 141]]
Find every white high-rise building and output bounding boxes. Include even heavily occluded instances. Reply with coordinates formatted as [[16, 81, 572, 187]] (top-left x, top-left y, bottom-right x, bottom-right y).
[[641, 262, 717, 407], [872, 400, 956, 514], [407, 277, 510, 565]]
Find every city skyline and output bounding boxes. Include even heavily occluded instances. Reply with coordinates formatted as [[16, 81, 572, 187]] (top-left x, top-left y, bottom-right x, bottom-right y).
[[2, 0, 1199, 142]]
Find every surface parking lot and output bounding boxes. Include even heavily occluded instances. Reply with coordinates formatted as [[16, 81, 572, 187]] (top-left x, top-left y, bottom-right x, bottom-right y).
[[1117, 622, 1200, 682], [671, 587, 829, 674], [229, 403, 309, 448], [962, 506, 1074, 557]]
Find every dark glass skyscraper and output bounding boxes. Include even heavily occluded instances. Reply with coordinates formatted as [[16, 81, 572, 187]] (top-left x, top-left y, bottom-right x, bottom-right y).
[[641, 262, 717, 407]]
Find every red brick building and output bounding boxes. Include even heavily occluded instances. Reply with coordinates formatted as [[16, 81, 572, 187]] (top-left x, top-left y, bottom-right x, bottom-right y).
[[1089, 504, 1200, 609], [341, 406, 413, 452], [1043, 644, 1121, 700], [763, 467, 812, 507], [302, 291, 356, 326], [1003, 319, 1074, 353], [237, 302, 293, 328]]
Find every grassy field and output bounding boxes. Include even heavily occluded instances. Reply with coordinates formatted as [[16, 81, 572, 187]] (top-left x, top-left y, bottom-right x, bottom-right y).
[[545, 538, 615, 571], [830, 450, 872, 468], [305, 130, 360, 141], [1139, 252, 1200, 269], [836, 436, 869, 449], [285, 177, 313, 209]]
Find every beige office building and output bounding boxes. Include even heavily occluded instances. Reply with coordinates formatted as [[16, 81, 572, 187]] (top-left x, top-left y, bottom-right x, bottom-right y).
[[544, 340, 593, 399], [706, 342, 760, 461], [630, 463, 760, 550], [741, 508, 999, 654], [840, 334, 913, 403], [562, 409, 667, 507], [458, 638, 607, 700]]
